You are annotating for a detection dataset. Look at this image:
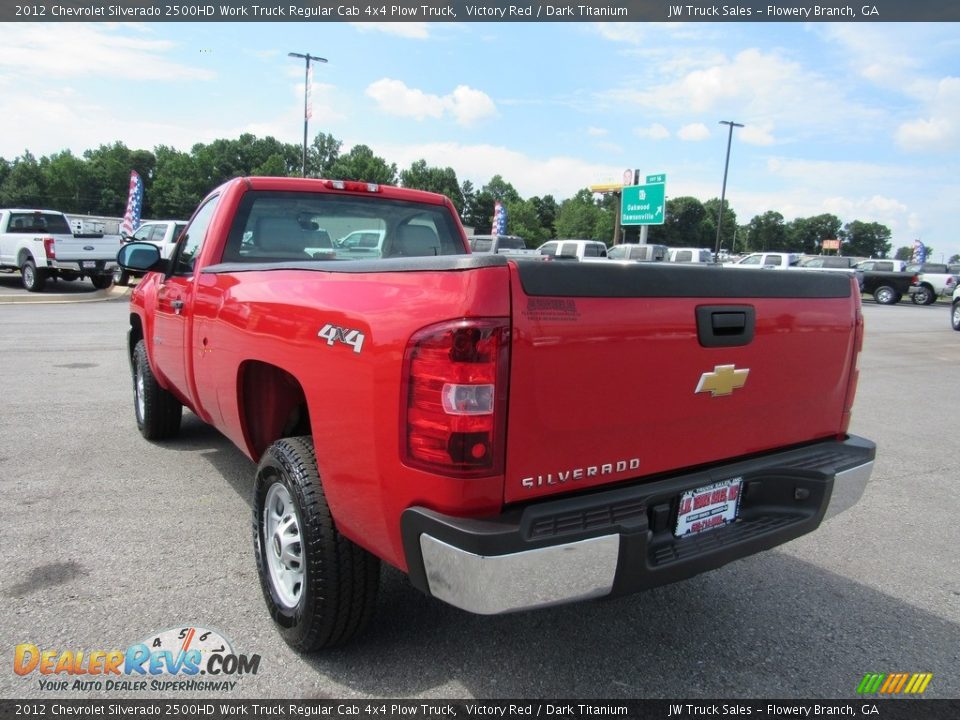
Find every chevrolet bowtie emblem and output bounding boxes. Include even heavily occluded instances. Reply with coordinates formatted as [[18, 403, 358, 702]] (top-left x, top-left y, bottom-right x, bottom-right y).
[[696, 365, 750, 397]]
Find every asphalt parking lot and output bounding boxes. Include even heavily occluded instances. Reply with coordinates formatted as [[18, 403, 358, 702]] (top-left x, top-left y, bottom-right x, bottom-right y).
[[0, 294, 957, 701]]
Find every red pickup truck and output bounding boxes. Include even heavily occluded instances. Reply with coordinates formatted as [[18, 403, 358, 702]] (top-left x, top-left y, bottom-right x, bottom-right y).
[[117, 176, 875, 651]]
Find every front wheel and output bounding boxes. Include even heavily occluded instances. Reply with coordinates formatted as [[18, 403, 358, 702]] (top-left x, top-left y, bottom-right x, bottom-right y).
[[254, 437, 380, 651], [132, 339, 182, 440], [21, 259, 46, 292], [952, 301, 960, 331], [874, 285, 898, 305]]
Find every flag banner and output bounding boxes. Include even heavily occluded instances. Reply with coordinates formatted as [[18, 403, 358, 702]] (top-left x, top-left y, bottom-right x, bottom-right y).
[[912, 239, 926, 263], [494, 200, 508, 235], [306, 63, 313, 120], [119, 170, 144, 236]]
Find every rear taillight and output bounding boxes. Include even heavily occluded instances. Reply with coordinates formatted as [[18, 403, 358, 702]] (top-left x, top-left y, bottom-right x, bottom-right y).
[[840, 306, 864, 435], [401, 318, 509, 477], [325, 180, 380, 193], [43, 237, 56, 260]]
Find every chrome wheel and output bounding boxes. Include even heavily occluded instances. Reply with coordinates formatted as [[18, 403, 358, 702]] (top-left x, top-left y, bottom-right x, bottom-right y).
[[952, 302, 960, 331], [263, 483, 304, 609], [135, 358, 146, 422]]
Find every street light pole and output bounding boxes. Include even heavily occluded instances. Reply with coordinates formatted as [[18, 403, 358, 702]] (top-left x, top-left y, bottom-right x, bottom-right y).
[[288, 51, 328, 177], [714, 120, 744, 259]]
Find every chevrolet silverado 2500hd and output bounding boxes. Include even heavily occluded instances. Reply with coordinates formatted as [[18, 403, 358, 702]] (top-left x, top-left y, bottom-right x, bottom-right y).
[[117, 176, 876, 651]]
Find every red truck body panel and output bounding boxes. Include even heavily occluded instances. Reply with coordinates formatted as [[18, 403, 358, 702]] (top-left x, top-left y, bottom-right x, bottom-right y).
[[128, 176, 868, 582]]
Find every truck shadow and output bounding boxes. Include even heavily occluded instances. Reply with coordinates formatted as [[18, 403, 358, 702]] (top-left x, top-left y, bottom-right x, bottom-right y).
[[301, 553, 959, 699], [180, 417, 958, 699]]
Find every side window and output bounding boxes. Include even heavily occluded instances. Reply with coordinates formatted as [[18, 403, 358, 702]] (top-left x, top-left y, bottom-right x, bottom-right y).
[[584, 243, 601, 257], [740, 255, 761, 265], [765, 255, 782, 267], [558, 243, 578, 258], [149, 225, 167, 243], [540, 243, 558, 256], [675, 250, 692, 262], [173, 196, 220, 276], [132, 225, 153, 242], [806, 258, 824, 268]]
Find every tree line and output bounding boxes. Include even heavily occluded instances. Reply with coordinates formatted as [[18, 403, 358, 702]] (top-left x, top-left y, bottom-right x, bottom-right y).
[[0, 131, 917, 259]]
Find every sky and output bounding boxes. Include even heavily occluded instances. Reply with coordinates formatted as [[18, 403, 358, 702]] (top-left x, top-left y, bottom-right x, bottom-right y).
[[1, 19, 958, 260]]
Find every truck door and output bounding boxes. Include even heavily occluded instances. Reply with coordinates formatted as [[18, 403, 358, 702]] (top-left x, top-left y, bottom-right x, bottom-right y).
[[152, 196, 220, 405]]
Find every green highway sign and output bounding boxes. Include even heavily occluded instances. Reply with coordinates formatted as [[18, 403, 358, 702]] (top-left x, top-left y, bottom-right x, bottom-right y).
[[621, 182, 666, 226], [646, 173, 666, 184]]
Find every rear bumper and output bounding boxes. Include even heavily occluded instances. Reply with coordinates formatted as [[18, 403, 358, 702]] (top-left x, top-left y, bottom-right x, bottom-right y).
[[401, 435, 875, 615], [49, 259, 117, 275]]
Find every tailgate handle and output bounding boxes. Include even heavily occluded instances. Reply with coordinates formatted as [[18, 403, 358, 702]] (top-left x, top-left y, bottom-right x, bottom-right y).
[[696, 305, 755, 348]]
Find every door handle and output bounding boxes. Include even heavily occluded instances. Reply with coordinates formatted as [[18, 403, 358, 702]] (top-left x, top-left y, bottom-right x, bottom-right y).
[[696, 305, 755, 347]]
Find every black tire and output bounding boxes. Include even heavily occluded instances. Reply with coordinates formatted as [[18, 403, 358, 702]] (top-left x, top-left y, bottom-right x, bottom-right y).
[[254, 437, 380, 651], [911, 285, 935, 305], [60, 271, 79, 282], [952, 301, 960, 331], [90, 274, 113, 290], [20, 259, 46, 292], [113, 267, 131, 286], [132, 339, 182, 440], [874, 285, 897, 305]]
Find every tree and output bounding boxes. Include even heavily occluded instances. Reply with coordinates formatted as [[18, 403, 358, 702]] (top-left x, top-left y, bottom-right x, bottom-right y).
[[647, 196, 706, 247], [841, 221, 892, 258], [327, 144, 397, 185], [308, 132, 342, 178], [786, 213, 843, 255], [39, 151, 93, 214], [399, 160, 463, 213], [950, 254, 959, 264], [83, 142, 156, 217], [0, 152, 46, 207], [530, 195, 558, 238], [555, 189, 604, 239], [702, 198, 738, 253], [504, 199, 547, 246], [743, 211, 788, 252], [483, 175, 520, 204], [151, 146, 205, 219], [894, 246, 914, 261]]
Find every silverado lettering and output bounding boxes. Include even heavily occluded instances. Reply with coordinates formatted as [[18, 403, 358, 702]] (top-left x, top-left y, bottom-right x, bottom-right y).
[[117, 176, 876, 651]]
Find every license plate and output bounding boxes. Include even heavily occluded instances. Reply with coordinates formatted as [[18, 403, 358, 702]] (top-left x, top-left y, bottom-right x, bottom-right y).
[[82, 261, 95, 269], [675, 477, 742, 538]]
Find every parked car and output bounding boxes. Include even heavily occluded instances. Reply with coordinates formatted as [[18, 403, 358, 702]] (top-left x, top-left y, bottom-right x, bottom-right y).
[[905, 262, 960, 305], [607, 244, 669, 262], [468, 235, 538, 256], [725, 252, 800, 269], [668, 247, 714, 263], [855, 260, 917, 305], [537, 239, 608, 260], [116, 220, 189, 285], [953, 284, 960, 331]]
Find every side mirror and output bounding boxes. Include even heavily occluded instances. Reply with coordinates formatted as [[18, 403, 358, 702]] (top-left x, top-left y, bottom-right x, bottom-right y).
[[117, 242, 163, 272]]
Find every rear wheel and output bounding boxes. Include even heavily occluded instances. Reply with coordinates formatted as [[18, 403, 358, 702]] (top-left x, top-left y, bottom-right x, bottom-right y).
[[874, 285, 897, 305], [952, 301, 960, 331], [254, 437, 380, 651], [911, 285, 935, 305], [90, 275, 113, 290], [113, 267, 131, 286], [20, 259, 46, 292], [132, 339, 182, 440]]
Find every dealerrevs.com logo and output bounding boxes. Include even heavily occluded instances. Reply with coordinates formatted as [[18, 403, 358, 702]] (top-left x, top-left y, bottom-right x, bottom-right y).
[[14, 626, 260, 693]]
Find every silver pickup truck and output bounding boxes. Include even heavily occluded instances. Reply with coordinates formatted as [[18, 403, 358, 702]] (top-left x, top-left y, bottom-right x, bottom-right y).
[[0, 208, 120, 291]]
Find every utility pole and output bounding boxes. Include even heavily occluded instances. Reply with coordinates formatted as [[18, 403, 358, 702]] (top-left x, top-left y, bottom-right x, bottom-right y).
[[714, 120, 744, 260], [288, 52, 328, 177]]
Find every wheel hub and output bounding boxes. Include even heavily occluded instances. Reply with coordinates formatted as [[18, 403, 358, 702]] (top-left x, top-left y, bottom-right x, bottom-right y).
[[262, 483, 304, 609]]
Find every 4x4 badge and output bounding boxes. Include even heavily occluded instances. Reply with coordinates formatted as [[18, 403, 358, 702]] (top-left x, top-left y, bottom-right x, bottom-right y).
[[696, 365, 749, 397]]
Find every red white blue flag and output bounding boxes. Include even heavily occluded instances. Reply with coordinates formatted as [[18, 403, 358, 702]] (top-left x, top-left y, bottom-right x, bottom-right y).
[[120, 170, 143, 236], [493, 200, 507, 235], [912, 239, 926, 263]]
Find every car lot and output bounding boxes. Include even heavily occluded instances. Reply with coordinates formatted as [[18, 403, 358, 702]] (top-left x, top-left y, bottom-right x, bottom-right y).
[[0, 296, 957, 700]]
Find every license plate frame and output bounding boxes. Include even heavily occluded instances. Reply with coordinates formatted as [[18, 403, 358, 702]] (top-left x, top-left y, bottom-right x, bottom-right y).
[[81, 261, 96, 269], [675, 477, 743, 538]]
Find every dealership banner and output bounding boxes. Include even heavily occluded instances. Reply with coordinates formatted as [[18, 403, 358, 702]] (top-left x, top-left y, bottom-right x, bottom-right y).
[[3, 1, 960, 22]]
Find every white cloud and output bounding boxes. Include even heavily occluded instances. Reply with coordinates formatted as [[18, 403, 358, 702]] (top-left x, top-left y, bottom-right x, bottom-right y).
[[895, 77, 960, 152], [0, 24, 214, 81], [591, 23, 644, 45], [678, 123, 710, 141], [635, 123, 670, 140], [365, 79, 496, 126], [368, 140, 624, 200], [348, 22, 430, 39], [587, 127, 609, 137], [740, 124, 776, 146]]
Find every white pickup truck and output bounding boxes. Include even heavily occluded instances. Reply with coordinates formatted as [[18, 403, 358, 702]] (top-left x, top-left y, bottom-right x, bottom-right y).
[[0, 208, 120, 291], [115, 220, 188, 285], [906, 262, 960, 305]]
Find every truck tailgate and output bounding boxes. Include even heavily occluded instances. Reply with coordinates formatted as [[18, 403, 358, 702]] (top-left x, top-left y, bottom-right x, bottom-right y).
[[504, 261, 858, 505], [55, 234, 122, 261]]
